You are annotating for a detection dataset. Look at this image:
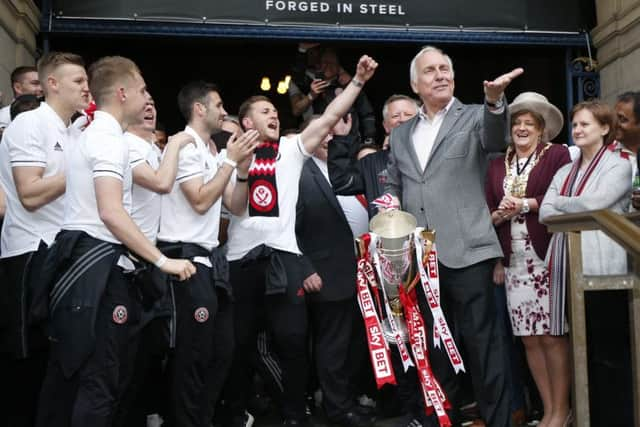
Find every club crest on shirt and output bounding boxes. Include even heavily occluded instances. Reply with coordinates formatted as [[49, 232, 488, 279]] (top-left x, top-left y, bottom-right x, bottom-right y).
[[194, 307, 209, 323], [112, 305, 128, 324], [54, 142, 63, 152]]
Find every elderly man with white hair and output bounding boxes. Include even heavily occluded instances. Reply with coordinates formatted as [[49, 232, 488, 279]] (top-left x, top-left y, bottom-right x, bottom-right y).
[[384, 45, 523, 427]]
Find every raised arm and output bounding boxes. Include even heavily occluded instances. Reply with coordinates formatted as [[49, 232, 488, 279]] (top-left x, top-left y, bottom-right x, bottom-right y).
[[383, 127, 403, 207], [300, 55, 378, 153], [222, 130, 260, 215], [481, 67, 524, 153], [327, 113, 366, 195], [182, 130, 259, 215], [132, 131, 194, 194]]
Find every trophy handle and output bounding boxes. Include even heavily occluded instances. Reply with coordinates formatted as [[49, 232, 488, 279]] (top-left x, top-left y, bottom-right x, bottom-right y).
[[356, 238, 367, 259], [404, 231, 435, 294]]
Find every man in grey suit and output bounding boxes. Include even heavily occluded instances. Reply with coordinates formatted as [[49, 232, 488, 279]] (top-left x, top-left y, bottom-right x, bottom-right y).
[[384, 45, 523, 427]]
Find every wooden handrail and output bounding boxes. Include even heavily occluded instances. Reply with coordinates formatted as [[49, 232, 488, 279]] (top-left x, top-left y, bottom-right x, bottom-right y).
[[544, 210, 640, 257], [543, 208, 640, 427]]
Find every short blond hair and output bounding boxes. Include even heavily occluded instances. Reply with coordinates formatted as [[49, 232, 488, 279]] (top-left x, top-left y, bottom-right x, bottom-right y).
[[88, 56, 141, 107], [37, 52, 85, 94]]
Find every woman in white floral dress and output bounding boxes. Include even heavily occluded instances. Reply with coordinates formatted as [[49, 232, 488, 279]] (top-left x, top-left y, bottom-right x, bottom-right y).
[[485, 92, 571, 427]]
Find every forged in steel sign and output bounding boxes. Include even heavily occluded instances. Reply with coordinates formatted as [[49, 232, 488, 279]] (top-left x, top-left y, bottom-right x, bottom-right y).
[[51, 0, 588, 32]]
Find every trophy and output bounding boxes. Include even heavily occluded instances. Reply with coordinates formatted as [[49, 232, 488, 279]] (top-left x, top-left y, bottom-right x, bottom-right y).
[[369, 210, 417, 343], [357, 209, 460, 426]]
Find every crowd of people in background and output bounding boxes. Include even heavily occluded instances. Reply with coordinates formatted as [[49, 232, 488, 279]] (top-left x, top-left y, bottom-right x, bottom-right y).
[[0, 43, 638, 427]]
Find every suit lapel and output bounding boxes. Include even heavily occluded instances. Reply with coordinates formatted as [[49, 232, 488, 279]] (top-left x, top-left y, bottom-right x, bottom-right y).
[[423, 99, 465, 174], [399, 115, 424, 177], [308, 159, 349, 224]]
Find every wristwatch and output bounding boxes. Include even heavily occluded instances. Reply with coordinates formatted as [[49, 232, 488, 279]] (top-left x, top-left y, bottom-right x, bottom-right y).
[[520, 198, 530, 214], [486, 97, 504, 109]]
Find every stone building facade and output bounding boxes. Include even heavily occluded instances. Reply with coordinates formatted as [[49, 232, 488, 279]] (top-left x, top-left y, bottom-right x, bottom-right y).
[[593, 0, 640, 102], [0, 0, 39, 108]]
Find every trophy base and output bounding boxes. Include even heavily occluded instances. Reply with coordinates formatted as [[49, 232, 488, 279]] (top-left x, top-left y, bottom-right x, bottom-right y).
[[382, 317, 410, 344]]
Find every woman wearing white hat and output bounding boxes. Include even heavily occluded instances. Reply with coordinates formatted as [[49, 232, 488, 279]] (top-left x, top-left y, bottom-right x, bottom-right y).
[[486, 92, 572, 427]]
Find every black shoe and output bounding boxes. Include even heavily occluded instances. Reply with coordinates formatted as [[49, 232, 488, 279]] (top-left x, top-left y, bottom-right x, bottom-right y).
[[332, 411, 375, 427], [354, 404, 376, 417], [393, 413, 423, 427]]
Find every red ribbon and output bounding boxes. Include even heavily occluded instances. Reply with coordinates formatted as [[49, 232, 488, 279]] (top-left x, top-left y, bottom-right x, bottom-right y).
[[357, 258, 397, 388], [84, 101, 97, 123], [400, 285, 452, 427], [357, 234, 396, 387]]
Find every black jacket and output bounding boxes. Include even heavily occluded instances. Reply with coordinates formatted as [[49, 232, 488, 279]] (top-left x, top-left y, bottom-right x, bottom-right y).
[[296, 158, 357, 302], [40, 231, 125, 377], [328, 134, 389, 218]]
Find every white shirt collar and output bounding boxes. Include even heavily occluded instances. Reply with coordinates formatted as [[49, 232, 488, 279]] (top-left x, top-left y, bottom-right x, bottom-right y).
[[125, 131, 151, 145], [185, 125, 208, 150], [418, 97, 456, 122], [40, 102, 68, 131], [93, 110, 123, 133]]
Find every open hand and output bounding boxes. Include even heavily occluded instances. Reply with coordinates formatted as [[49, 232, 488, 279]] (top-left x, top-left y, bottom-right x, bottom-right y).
[[168, 131, 196, 148], [226, 129, 260, 164], [310, 79, 330, 99], [483, 68, 524, 103]]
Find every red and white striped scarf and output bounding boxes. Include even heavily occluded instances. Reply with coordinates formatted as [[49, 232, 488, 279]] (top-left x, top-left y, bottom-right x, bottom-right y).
[[547, 144, 607, 335], [248, 141, 279, 217]]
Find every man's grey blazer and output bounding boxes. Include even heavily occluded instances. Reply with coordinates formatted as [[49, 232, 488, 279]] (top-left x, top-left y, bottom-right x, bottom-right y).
[[384, 98, 508, 268]]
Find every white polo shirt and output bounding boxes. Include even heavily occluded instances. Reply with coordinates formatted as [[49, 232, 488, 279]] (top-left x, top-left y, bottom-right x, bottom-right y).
[[0, 102, 78, 257], [0, 104, 11, 129], [62, 111, 132, 243], [157, 126, 221, 251], [226, 134, 311, 261], [126, 132, 162, 242]]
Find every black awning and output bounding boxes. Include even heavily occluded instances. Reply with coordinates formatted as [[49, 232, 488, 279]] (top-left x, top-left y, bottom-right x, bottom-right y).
[[45, 0, 595, 46]]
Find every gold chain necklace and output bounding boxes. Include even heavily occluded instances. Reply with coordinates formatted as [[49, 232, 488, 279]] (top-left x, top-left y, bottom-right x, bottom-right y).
[[503, 143, 551, 197]]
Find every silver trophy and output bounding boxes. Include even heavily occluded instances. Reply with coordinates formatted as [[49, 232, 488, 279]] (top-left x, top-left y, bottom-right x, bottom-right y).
[[369, 210, 418, 343]]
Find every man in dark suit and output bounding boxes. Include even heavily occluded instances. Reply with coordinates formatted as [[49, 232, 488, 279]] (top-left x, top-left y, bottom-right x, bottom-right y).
[[384, 45, 523, 427], [296, 119, 372, 427]]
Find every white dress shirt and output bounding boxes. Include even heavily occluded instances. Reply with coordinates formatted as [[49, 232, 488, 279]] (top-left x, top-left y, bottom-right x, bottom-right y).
[[412, 97, 456, 171]]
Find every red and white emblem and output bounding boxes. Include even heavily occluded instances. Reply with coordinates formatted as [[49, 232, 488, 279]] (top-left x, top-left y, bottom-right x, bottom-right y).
[[372, 193, 399, 210], [112, 305, 128, 324], [194, 307, 209, 323], [250, 180, 277, 212]]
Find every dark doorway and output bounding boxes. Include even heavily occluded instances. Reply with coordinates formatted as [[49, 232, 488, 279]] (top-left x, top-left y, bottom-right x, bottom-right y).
[[48, 34, 579, 144]]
